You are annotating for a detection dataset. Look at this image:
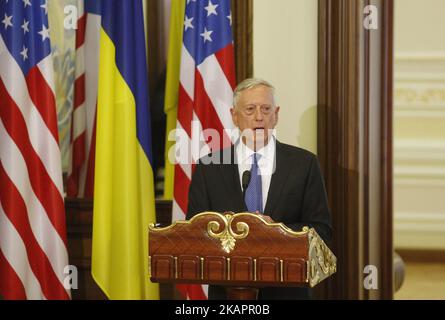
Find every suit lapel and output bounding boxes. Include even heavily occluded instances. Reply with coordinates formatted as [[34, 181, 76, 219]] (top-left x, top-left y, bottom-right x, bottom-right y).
[[264, 141, 291, 214], [219, 145, 246, 211]]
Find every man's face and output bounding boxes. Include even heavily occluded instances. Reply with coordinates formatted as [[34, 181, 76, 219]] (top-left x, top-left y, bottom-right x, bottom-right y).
[[231, 85, 280, 150]]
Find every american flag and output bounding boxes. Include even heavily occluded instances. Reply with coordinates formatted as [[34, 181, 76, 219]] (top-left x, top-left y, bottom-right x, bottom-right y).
[[66, 0, 100, 198], [173, 0, 236, 299], [0, 0, 70, 299]]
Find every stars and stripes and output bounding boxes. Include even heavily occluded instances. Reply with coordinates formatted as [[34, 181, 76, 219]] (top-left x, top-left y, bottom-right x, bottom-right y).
[[66, 0, 101, 198], [0, 0, 70, 299], [173, 0, 236, 300]]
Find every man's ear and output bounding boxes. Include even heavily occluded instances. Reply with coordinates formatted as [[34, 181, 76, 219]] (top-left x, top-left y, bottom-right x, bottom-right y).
[[274, 106, 280, 126]]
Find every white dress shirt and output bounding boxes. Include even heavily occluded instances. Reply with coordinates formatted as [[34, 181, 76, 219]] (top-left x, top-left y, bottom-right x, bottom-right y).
[[236, 137, 276, 211]]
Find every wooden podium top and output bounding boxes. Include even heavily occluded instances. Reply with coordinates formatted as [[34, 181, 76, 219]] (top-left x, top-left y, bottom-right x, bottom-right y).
[[149, 212, 336, 288]]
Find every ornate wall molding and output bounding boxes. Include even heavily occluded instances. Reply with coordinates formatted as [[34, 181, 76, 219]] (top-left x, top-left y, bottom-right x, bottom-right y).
[[395, 212, 445, 250], [395, 140, 445, 162], [394, 50, 445, 251]]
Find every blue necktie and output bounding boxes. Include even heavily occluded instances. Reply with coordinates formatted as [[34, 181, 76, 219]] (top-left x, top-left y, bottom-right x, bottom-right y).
[[245, 153, 263, 213]]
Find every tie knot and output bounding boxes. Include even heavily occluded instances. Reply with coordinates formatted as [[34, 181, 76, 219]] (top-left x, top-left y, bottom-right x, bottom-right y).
[[252, 153, 261, 164]]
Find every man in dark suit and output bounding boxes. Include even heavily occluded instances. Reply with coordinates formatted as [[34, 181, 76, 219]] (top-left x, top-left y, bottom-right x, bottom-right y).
[[186, 78, 332, 300]]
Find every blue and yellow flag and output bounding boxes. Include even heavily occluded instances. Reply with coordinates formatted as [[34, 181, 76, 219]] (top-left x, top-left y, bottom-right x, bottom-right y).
[[91, 0, 159, 299], [163, 0, 185, 200]]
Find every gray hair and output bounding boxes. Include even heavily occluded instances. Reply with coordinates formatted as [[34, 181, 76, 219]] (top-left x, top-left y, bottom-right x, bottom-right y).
[[233, 78, 276, 108]]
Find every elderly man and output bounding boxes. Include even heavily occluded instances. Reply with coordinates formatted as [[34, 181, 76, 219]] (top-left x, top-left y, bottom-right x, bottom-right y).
[[186, 78, 332, 300]]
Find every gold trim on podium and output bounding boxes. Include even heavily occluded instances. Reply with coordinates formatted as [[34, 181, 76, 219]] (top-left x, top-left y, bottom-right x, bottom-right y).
[[150, 211, 310, 253], [149, 212, 337, 288], [307, 228, 337, 287]]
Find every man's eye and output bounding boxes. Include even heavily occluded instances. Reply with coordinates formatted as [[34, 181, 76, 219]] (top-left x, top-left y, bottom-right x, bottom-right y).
[[261, 106, 271, 113]]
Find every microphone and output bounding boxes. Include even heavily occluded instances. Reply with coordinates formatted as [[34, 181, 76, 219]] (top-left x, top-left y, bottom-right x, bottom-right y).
[[242, 170, 251, 199]]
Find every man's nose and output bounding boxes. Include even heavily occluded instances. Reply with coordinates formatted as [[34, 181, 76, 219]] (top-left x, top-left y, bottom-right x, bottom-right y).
[[254, 106, 264, 120]]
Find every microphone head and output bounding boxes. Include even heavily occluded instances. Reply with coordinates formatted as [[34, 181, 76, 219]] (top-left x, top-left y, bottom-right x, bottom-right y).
[[242, 170, 251, 191]]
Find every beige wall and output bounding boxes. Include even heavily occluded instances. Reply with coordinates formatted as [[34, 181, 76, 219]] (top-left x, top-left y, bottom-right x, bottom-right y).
[[395, 0, 445, 53], [394, 0, 445, 249], [253, 0, 318, 154]]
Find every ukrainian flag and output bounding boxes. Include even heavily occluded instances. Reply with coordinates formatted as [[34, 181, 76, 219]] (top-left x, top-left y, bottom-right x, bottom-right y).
[[91, 0, 159, 299], [163, 0, 185, 200]]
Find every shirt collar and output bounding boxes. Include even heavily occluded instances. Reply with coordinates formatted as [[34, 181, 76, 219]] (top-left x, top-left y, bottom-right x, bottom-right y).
[[236, 135, 276, 164]]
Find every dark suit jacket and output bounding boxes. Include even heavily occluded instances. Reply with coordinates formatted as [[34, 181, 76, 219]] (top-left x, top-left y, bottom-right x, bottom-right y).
[[186, 140, 332, 300]]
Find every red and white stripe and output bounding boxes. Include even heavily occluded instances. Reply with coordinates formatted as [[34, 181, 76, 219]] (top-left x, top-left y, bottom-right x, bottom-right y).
[[67, 0, 100, 198], [0, 36, 70, 299], [172, 40, 236, 299]]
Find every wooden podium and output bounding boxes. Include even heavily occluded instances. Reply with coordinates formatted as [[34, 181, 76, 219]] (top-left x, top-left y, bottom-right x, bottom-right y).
[[149, 212, 336, 300]]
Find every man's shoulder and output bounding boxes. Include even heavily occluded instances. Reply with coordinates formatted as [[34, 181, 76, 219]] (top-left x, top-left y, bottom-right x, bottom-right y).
[[197, 146, 236, 166], [276, 141, 317, 162], [196, 141, 318, 166]]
